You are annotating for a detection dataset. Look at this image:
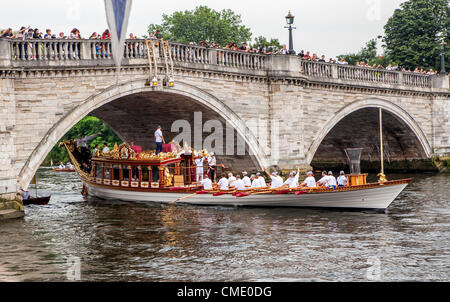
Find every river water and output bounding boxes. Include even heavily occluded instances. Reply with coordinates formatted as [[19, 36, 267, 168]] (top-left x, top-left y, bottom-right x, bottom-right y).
[[0, 168, 448, 281]]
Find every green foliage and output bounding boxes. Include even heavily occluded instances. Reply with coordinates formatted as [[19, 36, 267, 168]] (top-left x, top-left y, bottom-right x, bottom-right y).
[[43, 116, 122, 166], [338, 38, 392, 67], [148, 6, 252, 46], [383, 0, 449, 70], [252, 36, 282, 51]]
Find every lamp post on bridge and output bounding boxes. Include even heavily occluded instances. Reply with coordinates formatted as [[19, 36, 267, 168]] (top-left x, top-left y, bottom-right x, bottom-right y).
[[285, 11, 296, 55], [439, 38, 446, 75]]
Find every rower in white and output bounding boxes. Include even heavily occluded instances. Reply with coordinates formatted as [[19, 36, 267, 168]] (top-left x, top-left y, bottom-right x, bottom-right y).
[[251, 172, 267, 189], [264, 168, 283, 189], [302, 171, 317, 188], [327, 171, 337, 189], [228, 173, 237, 188], [217, 173, 229, 190], [200, 174, 213, 190], [317, 171, 329, 187], [233, 175, 246, 191], [242, 171, 251, 188], [284, 166, 300, 188], [337, 171, 348, 187]]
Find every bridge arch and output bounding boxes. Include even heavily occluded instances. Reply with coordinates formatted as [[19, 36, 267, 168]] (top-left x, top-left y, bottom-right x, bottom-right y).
[[18, 78, 268, 189], [306, 97, 432, 165]]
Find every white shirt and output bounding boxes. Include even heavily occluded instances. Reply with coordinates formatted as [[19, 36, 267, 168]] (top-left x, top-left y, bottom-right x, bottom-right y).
[[195, 158, 204, 168], [208, 156, 216, 166], [217, 177, 229, 190], [284, 174, 299, 188], [201, 178, 213, 190], [102, 146, 110, 153], [318, 175, 329, 186], [228, 176, 236, 187], [270, 175, 284, 189], [59, 164, 65, 169], [251, 177, 266, 188], [233, 179, 246, 191], [327, 176, 337, 187], [242, 176, 251, 187], [303, 176, 316, 188], [155, 129, 163, 143], [337, 175, 347, 186]]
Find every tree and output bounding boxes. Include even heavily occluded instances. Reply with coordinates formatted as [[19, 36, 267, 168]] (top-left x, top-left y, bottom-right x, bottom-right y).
[[338, 38, 392, 67], [383, 0, 449, 70], [252, 36, 283, 52], [148, 6, 252, 46], [43, 116, 122, 166]]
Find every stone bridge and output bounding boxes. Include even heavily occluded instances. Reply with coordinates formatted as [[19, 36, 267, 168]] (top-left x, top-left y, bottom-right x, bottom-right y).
[[0, 38, 449, 201]]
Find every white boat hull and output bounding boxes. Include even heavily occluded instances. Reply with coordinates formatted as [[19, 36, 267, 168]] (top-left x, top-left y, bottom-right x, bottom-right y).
[[85, 182, 408, 210]]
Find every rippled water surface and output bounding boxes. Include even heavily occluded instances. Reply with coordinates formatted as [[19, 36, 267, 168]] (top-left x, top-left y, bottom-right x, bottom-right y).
[[0, 168, 448, 281]]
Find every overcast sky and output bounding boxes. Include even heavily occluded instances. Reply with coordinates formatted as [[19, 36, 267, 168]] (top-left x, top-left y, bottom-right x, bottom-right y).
[[1, 0, 406, 58]]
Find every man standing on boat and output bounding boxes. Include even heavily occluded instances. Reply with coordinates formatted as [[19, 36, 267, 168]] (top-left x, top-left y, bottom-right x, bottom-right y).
[[76, 132, 101, 164], [207, 153, 216, 182], [195, 155, 205, 182], [155, 126, 165, 155]]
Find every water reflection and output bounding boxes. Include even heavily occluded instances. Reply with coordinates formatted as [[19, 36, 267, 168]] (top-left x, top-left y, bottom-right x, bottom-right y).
[[0, 168, 448, 281]]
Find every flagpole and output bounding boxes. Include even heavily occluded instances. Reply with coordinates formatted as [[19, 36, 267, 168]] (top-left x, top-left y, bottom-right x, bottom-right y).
[[379, 107, 384, 175]]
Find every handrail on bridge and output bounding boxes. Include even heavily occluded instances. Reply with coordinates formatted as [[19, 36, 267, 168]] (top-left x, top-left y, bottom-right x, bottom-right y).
[[0, 38, 441, 89]]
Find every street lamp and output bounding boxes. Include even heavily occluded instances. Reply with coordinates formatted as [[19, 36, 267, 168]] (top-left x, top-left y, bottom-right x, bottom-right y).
[[440, 38, 446, 75], [284, 11, 296, 55]]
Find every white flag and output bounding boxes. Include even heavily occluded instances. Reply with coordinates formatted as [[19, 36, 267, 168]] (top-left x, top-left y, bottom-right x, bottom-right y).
[[104, 0, 133, 79]]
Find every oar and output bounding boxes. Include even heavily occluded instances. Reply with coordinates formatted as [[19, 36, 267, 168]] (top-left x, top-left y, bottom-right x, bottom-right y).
[[170, 192, 197, 204]]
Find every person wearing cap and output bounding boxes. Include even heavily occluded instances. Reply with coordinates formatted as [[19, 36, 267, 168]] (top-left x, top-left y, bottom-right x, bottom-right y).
[[327, 171, 337, 190], [207, 153, 216, 181], [233, 175, 246, 191], [337, 171, 348, 187], [242, 171, 251, 188], [284, 166, 300, 188], [264, 168, 283, 189], [194, 155, 205, 182], [251, 172, 267, 188], [301, 171, 317, 188], [317, 171, 329, 187], [154, 126, 165, 155]]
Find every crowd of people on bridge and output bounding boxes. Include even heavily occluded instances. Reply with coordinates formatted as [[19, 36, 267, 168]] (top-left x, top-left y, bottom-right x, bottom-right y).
[[297, 49, 440, 75], [1, 26, 442, 74]]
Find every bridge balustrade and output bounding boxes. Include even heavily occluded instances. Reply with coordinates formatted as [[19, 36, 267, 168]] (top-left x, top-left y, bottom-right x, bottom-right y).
[[300, 59, 433, 88], [3, 39, 438, 89]]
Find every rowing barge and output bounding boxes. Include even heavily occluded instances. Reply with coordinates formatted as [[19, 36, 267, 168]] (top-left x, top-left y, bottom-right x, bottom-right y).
[[60, 140, 411, 211]]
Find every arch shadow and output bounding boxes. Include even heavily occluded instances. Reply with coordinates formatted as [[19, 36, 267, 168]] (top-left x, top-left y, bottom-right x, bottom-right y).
[[305, 98, 432, 165], [18, 78, 268, 189]]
